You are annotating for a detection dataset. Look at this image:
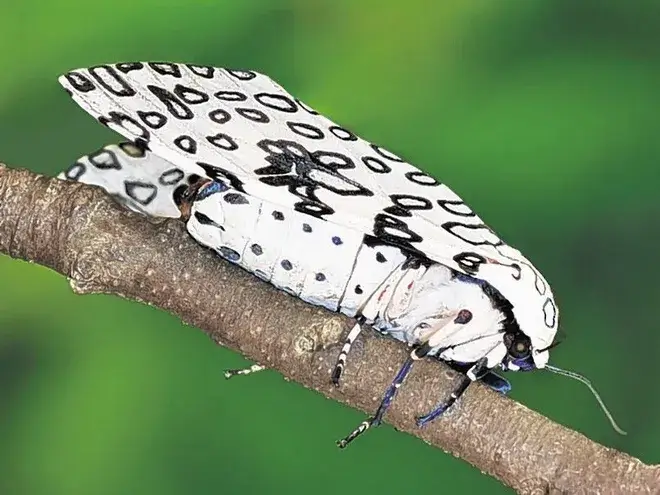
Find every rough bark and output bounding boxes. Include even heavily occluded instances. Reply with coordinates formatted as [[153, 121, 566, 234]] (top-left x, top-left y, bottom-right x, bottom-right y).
[[0, 164, 657, 494]]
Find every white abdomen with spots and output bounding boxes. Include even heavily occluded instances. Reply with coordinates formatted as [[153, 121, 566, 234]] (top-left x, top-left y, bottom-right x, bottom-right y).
[[188, 179, 409, 315], [189, 181, 507, 366]]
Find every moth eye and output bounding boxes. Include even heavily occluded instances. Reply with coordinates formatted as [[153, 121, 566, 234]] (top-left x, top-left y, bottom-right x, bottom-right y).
[[506, 334, 531, 359]]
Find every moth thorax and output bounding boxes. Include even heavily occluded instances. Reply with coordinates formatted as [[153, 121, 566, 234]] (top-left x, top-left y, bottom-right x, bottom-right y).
[[383, 264, 505, 346]]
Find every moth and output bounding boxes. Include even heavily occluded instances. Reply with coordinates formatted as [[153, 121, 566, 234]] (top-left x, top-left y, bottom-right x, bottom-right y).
[[58, 62, 625, 445]]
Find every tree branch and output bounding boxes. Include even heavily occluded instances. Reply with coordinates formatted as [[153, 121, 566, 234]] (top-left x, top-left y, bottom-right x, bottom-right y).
[[0, 163, 657, 494]]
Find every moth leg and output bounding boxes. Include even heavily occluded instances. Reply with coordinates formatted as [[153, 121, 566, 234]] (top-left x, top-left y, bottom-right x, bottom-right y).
[[331, 319, 364, 385], [337, 355, 415, 448], [415, 357, 488, 427], [224, 364, 266, 379], [444, 361, 511, 395]]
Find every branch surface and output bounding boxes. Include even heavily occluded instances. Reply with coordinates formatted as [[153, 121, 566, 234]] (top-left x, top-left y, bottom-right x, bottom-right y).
[[0, 164, 657, 494]]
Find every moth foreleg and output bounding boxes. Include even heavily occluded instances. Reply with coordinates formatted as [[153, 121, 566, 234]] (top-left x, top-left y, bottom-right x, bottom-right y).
[[337, 355, 415, 448], [331, 320, 364, 385], [415, 357, 488, 427], [224, 363, 267, 379]]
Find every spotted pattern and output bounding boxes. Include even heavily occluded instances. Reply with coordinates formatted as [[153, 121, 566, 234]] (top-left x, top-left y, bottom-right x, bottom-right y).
[[59, 61, 559, 349]]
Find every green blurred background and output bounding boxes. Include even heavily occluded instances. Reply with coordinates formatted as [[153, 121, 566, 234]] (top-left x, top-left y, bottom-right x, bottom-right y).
[[1, 1, 659, 493]]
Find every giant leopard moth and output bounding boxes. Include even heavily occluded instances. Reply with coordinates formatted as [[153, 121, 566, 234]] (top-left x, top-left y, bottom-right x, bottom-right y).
[[58, 62, 625, 445]]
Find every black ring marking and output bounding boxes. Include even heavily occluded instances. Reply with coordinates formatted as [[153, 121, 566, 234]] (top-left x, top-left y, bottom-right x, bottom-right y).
[[137, 110, 167, 129], [159, 168, 185, 185], [89, 65, 136, 97], [207, 133, 238, 151], [186, 65, 215, 78], [254, 93, 297, 113], [208, 109, 231, 124], [147, 85, 193, 120], [235, 107, 270, 123], [173, 84, 210, 104], [64, 72, 95, 92], [148, 63, 182, 78], [174, 135, 197, 154], [287, 121, 324, 139], [362, 156, 391, 174], [437, 199, 475, 217], [125, 181, 158, 205]]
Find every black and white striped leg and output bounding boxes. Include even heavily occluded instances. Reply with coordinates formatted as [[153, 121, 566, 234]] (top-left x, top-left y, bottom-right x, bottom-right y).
[[224, 364, 266, 379], [415, 357, 489, 427], [332, 318, 365, 385], [337, 355, 415, 448]]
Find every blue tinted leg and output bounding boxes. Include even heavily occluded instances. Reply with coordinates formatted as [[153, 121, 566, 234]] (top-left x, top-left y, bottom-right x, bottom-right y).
[[416, 358, 488, 427], [443, 361, 511, 395], [481, 371, 511, 394], [337, 356, 415, 448]]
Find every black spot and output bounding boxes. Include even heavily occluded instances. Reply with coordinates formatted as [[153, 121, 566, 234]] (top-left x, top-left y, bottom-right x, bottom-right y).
[[226, 69, 257, 80], [354, 285, 363, 294], [186, 65, 215, 78], [236, 107, 270, 123], [287, 121, 324, 139], [219, 246, 240, 261], [64, 162, 86, 180], [159, 168, 185, 186], [315, 273, 326, 282], [214, 90, 247, 101], [454, 309, 473, 324], [272, 211, 284, 221], [281, 259, 293, 271], [208, 109, 231, 124], [147, 85, 193, 119], [174, 135, 197, 154], [89, 149, 121, 170], [254, 93, 298, 113], [405, 171, 440, 186], [137, 110, 167, 129], [64, 72, 95, 92], [89, 65, 136, 97], [302, 223, 312, 233], [148, 63, 182, 78], [125, 181, 157, 205], [362, 156, 391, 174], [329, 126, 357, 141], [376, 252, 387, 263], [194, 211, 217, 226], [173, 84, 210, 104], [207, 133, 238, 151], [224, 193, 249, 205], [115, 62, 144, 73], [251, 244, 263, 256], [332, 236, 343, 245]]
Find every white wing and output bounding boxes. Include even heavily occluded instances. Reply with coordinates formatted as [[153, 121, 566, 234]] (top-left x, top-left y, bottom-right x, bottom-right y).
[[59, 62, 557, 345], [58, 140, 193, 218]]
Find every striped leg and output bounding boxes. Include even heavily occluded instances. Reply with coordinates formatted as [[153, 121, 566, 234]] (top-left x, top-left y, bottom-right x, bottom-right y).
[[337, 355, 415, 448], [331, 319, 365, 385], [224, 364, 266, 379]]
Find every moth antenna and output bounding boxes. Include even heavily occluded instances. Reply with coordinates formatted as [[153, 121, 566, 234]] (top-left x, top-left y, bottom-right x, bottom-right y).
[[545, 364, 627, 435]]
